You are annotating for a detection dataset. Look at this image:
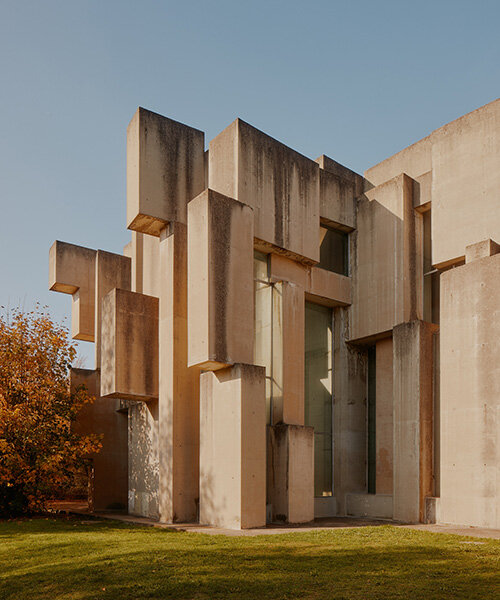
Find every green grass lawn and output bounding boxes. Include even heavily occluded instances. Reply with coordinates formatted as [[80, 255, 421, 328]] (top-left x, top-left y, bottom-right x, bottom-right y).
[[0, 517, 499, 599]]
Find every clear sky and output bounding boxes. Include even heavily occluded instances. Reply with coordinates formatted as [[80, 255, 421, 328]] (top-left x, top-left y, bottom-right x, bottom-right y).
[[1, 0, 499, 366]]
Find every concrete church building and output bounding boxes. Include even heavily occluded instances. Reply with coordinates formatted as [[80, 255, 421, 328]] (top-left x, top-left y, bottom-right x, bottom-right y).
[[49, 98, 500, 530]]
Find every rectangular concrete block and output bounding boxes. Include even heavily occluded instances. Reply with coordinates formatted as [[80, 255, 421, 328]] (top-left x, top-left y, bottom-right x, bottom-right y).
[[49, 241, 96, 341], [465, 238, 500, 264], [316, 154, 361, 230], [95, 250, 131, 366], [127, 107, 205, 235], [188, 189, 254, 369], [267, 424, 314, 523], [350, 174, 423, 341], [209, 119, 320, 264], [70, 368, 128, 511], [440, 253, 500, 529], [200, 364, 266, 529], [306, 267, 351, 307], [100, 289, 159, 401], [393, 320, 436, 523]]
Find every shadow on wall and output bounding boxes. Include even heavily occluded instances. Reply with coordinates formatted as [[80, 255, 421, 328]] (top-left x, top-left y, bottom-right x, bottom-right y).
[[128, 399, 159, 519]]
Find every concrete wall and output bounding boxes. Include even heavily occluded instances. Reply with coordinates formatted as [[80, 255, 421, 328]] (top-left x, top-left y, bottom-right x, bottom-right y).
[[376, 337, 393, 495], [70, 369, 128, 511], [128, 400, 159, 519], [127, 107, 204, 235], [100, 289, 159, 401], [200, 364, 266, 529], [440, 252, 500, 528], [209, 119, 320, 264], [188, 189, 254, 370]]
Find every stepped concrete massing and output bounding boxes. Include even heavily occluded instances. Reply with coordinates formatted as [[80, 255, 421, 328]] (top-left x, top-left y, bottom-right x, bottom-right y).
[[50, 100, 500, 529]]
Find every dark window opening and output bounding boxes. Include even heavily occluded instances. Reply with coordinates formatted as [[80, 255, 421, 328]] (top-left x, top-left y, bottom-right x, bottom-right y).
[[318, 226, 349, 276]]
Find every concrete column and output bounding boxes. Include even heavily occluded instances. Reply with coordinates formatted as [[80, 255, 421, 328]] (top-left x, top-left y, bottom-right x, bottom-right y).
[[158, 222, 199, 523], [393, 320, 436, 523], [199, 364, 266, 530], [375, 337, 393, 494], [267, 424, 314, 523]]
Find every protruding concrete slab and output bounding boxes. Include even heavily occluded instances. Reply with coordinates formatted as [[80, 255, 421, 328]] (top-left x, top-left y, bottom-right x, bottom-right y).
[[127, 107, 205, 235], [70, 368, 128, 511], [200, 364, 266, 530], [187, 189, 254, 370], [465, 238, 500, 263], [100, 289, 159, 401], [393, 320, 436, 523], [316, 155, 362, 231], [95, 250, 131, 367], [267, 424, 314, 524], [49, 241, 97, 341], [209, 119, 320, 264]]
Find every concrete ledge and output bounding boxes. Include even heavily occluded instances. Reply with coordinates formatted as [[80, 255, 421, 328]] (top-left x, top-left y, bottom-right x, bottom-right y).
[[346, 493, 393, 519]]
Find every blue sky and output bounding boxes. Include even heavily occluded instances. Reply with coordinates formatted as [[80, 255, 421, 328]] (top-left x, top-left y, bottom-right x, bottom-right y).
[[1, 0, 499, 365]]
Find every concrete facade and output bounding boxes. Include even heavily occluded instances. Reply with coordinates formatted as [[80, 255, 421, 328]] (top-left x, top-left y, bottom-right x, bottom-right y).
[[50, 99, 500, 529]]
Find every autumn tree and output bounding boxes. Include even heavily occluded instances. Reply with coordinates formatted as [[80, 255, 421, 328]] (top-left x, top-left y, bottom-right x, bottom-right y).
[[0, 306, 101, 515]]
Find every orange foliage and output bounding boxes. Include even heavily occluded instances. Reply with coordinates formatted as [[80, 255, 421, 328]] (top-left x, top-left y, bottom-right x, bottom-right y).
[[0, 306, 101, 514]]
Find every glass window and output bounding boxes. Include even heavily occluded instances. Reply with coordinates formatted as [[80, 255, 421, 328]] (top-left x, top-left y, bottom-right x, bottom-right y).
[[318, 226, 349, 276]]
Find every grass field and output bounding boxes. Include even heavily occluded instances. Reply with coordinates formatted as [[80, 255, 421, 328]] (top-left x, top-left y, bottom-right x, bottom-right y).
[[0, 517, 499, 599]]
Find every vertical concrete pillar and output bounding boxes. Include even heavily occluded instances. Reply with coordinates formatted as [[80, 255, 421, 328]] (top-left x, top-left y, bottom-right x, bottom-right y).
[[333, 307, 367, 515], [267, 424, 314, 523], [375, 338, 393, 494], [393, 320, 435, 523], [199, 363, 266, 529], [158, 222, 199, 523]]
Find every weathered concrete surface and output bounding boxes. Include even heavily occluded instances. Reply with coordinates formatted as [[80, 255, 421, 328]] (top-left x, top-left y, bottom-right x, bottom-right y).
[[465, 238, 500, 264], [200, 364, 266, 529], [346, 493, 393, 519], [188, 189, 254, 370], [158, 222, 200, 523], [350, 174, 423, 341], [49, 241, 96, 341], [332, 308, 367, 515], [128, 400, 159, 519], [316, 154, 362, 231], [127, 107, 204, 235], [130, 231, 160, 297], [393, 321, 436, 523], [209, 119, 320, 264], [94, 250, 131, 367], [376, 337, 393, 495], [70, 368, 128, 511], [267, 424, 314, 523], [440, 253, 500, 529], [100, 289, 159, 401]]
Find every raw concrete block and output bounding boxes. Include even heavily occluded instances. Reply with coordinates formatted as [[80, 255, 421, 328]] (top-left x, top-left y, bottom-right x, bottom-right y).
[[200, 364, 266, 529], [49, 241, 96, 341], [345, 493, 393, 519], [465, 238, 500, 263], [100, 289, 159, 401], [267, 424, 314, 523], [393, 320, 436, 523], [187, 189, 254, 370], [440, 253, 500, 529], [127, 107, 205, 235], [70, 368, 128, 511], [209, 119, 320, 264]]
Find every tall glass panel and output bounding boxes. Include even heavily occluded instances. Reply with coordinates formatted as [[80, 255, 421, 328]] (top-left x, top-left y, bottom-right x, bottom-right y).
[[305, 302, 333, 497]]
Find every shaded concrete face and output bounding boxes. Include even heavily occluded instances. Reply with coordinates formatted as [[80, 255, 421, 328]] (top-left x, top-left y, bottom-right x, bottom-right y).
[[100, 289, 159, 401], [200, 364, 266, 530], [127, 107, 205, 235], [51, 99, 500, 531], [440, 253, 500, 529], [209, 119, 320, 264], [70, 369, 128, 511]]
